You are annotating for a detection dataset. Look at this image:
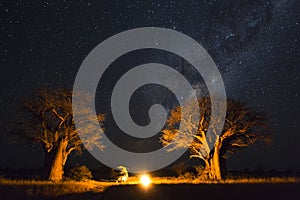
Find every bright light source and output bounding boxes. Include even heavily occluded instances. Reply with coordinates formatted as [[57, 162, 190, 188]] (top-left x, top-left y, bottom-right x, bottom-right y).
[[140, 174, 151, 187], [121, 176, 127, 182]]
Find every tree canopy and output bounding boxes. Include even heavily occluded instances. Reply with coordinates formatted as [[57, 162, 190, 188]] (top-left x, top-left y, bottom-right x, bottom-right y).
[[7, 88, 105, 181], [160, 97, 271, 180]]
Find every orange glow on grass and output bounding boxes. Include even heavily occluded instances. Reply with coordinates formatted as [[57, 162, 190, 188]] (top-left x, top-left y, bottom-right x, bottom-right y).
[[140, 174, 151, 187]]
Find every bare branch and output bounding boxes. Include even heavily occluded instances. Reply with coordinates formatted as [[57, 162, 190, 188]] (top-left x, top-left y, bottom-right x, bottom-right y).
[[161, 97, 270, 166]]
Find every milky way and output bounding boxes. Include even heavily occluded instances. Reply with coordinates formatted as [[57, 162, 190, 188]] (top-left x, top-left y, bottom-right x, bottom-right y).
[[0, 0, 299, 170]]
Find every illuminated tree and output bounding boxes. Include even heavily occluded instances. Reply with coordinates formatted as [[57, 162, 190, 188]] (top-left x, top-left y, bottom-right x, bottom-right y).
[[160, 98, 270, 180], [9, 88, 105, 181]]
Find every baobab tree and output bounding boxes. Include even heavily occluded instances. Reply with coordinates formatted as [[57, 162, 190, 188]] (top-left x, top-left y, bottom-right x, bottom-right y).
[[8, 88, 105, 181], [160, 98, 271, 180]]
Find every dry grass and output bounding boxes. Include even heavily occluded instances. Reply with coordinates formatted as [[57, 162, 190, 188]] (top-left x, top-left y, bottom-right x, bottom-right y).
[[149, 176, 300, 184], [0, 178, 108, 197], [0, 176, 299, 198], [218, 177, 300, 184]]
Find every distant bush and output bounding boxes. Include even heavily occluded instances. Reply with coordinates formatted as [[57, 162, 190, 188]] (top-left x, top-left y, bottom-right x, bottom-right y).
[[194, 165, 205, 176], [173, 162, 188, 177], [111, 166, 129, 182], [67, 165, 93, 181], [182, 172, 195, 180]]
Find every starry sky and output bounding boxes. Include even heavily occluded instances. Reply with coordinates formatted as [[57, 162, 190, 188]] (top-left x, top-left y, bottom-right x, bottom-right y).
[[0, 0, 299, 171]]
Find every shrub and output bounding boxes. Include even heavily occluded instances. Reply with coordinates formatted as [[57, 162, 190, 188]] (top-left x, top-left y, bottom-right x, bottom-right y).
[[111, 166, 128, 182], [180, 172, 195, 180], [194, 165, 205, 176], [67, 165, 93, 181], [173, 162, 188, 177]]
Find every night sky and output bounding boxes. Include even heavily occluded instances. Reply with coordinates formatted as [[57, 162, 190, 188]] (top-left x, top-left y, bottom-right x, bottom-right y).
[[0, 0, 299, 171]]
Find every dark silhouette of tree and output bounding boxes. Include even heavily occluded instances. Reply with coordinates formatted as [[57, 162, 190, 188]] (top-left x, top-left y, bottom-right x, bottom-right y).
[[160, 98, 271, 180], [8, 88, 105, 181]]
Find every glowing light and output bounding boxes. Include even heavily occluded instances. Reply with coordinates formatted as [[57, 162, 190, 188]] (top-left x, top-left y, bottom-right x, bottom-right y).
[[140, 174, 151, 187], [120, 176, 127, 182]]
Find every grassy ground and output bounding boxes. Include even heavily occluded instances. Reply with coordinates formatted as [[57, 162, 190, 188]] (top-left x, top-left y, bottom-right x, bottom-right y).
[[0, 177, 299, 199], [0, 179, 105, 196], [151, 176, 300, 184]]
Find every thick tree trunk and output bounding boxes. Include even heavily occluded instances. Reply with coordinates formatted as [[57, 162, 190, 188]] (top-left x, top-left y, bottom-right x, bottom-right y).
[[48, 139, 68, 182], [200, 138, 222, 180], [210, 146, 222, 180], [43, 150, 55, 179]]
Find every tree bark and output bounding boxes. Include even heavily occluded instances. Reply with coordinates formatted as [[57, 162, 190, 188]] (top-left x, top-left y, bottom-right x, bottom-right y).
[[43, 150, 55, 179], [48, 139, 68, 182], [210, 145, 222, 180], [200, 138, 222, 180]]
